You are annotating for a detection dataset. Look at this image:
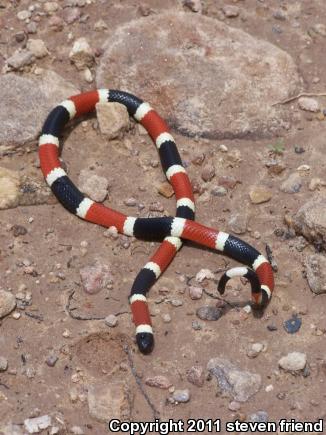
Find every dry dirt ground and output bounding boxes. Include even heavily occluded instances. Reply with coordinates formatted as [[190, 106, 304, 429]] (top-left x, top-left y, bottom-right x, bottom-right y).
[[1, 1, 326, 434]]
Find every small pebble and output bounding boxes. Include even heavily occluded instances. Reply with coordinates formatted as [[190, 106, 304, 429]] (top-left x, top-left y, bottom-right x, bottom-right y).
[[196, 305, 222, 321], [278, 352, 307, 371], [298, 97, 319, 112], [294, 146, 305, 154], [172, 389, 190, 403], [228, 401, 241, 411], [145, 375, 172, 389], [188, 286, 203, 300], [171, 299, 183, 307], [46, 354, 58, 367], [186, 365, 204, 387], [0, 356, 8, 371], [283, 315, 302, 334], [192, 320, 202, 330], [201, 165, 215, 182], [162, 313, 171, 323], [105, 314, 118, 327]]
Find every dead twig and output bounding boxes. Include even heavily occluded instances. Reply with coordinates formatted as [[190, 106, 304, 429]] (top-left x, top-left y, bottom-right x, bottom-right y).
[[124, 344, 159, 419], [272, 92, 326, 106]]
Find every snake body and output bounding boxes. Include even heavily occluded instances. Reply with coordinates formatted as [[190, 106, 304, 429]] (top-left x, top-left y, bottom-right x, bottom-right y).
[[39, 90, 274, 354]]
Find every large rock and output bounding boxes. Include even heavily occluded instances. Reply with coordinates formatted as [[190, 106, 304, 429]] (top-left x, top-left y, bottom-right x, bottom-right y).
[[87, 381, 132, 422], [306, 254, 326, 294], [207, 357, 261, 402], [97, 12, 300, 139], [293, 198, 326, 249], [0, 71, 79, 151], [0, 290, 16, 319], [0, 167, 20, 209]]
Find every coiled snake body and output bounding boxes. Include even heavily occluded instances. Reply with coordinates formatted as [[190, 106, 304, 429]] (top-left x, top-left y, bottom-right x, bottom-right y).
[[39, 90, 274, 354]]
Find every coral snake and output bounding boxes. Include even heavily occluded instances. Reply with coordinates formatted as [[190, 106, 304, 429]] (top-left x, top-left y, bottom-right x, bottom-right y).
[[39, 89, 274, 354]]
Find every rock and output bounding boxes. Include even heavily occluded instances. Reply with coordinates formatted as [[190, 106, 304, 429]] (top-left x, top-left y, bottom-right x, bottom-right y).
[[188, 286, 203, 300], [218, 176, 238, 189], [183, 0, 202, 13], [145, 375, 172, 389], [278, 352, 307, 371], [80, 261, 113, 294], [222, 5, 240, 18], [70, 427, 84, 435], [280, 173, 302, 193], [104, 314, 118, 327], [158, 181, 174, 198], [46, 354, 58, 367], [311, 23, 326, 37], [26, 39, 49, 58], [0, 356, 8, 371], [0, 290, 16, 319], [172, 389, 190, 403], [6, 50, 35, 70], [44, 2, 59, 14], [201, 165, 215, 182], [17, 10, 32, 20], [196, 305, 222, 321], [94, 19, 108, 31], [97, 12, 300, 140], [207, 357, 261, 402], [78, 169, 109, 202], [283, 315, 302, 333], [0, 71, 78, 150], [249, 411, 269, 422], [195, 268, 215, 282], [305, 254, 326, 294], [63, 7, 81, 24], [247, 342, 264, 358], [228, 212, 248, 234], [293, 198, 326, 249], [186, 365, 204, 387], [249, 186, 272, 204], [96, 102, 130, 140], [298, 97, 319, 112], [88, 381, 132, 422], [0, 168, 20, 209], [69, 37, 94, 70], [211, 186, 227, 197], [24, 415, 52, 434]]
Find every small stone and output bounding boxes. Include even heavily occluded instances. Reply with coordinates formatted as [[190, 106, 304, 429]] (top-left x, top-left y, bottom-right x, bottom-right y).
[[78, 169, 109, 202], [96, 102, 130, 140], [309, 178, 325, 191], [280, 173, 302, 194], [63, 7, 81, 24], [158, 181, 174, 198], [94, 19, 108, 31], [186, 365, 204, 387], [44, 2, 59, 14], [311, 23, 326, 37], [195, 268, 215, 282], [278, 352, 307, 371], [228, 212, 248, 234], [188, 286, 203, 300], [211, 186, 227, 197], [24, 415, 52, 434], [69, 37, 94, 70], [12, 225, 27, 237], [247, 342, 264, 358], [46, 354, 58, 367], [162, 313, 171, 323], [145, 375, 172, 389], [267, 323, 277, 331], [219, 144, 228, 152], [192, 320, 202, 330], [249, 411, 269, 423], [80, 261, 113, 294], [105, 314, 118, 327], [26, 22, 38, 34], [0, 356, 8, 371], [228, 401, 241, 411], [0, 290, 16, 319], [172, 389, 190, 403], [104, 226, 119, 239], [183, 0, 202, 13], [249, 186, 272, 204], [273, 10, 286, 20], [306, 254, 326, 294], [201, 165, 215, 182], [84, 68, 93, 83], [294, 146, 305, 154], [283, 315, 302, 334], [26, 39, 48, 58], [298, 97, 319, 112], [171, 299, 183, 307], [222, 5, 239, 18], [265, 384, 274, 392], [17, 10, 32, 20], [196, 305, 222, 321], [48, 15, 64, 31], [6, 50, 35, 70]]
